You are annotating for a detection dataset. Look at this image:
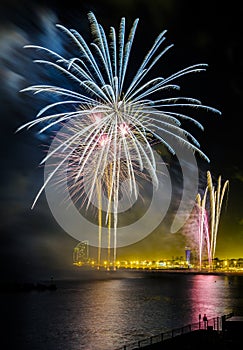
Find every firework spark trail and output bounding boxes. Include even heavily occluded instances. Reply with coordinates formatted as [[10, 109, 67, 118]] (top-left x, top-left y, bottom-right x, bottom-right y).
[[196, 197, 204, 270], [207, 171, 229, 263], [196, 192, 211, 270], [189, 171, 229, 270], [204, 213, 212, 268], [97, 179, 102, 269], [18, 12, 221, 266]]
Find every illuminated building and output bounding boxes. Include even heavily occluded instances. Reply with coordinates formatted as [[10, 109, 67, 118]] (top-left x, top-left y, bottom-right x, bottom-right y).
[[185, 246, 191, 266], [73, 240, 89, 265]]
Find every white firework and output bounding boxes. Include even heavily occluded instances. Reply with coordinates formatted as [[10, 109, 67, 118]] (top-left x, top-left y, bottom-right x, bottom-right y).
[[17, 12, 221, 267]]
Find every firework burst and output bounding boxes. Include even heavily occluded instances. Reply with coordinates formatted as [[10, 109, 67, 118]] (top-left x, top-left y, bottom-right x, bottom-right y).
[[17, 12, 221, 268], [184, 171, 229, 270]]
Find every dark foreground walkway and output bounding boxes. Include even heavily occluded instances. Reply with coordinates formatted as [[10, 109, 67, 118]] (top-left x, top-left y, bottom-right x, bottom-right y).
[[134, 329, 242, 350], [117, 313, 243, 350]]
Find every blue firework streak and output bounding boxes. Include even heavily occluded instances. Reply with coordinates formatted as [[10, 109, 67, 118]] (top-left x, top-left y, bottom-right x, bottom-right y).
[[17, 12, 221, 265]]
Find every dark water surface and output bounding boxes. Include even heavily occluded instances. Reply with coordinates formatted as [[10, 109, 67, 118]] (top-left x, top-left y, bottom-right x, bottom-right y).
[[2, 270, 243, 350]]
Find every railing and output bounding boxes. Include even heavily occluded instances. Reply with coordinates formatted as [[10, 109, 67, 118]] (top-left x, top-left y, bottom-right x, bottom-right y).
[[115, 312, 234, 350]]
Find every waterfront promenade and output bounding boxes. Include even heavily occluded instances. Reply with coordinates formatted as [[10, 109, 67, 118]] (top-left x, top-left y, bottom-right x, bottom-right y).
[[116, 313, 243, 350], [134, 329, 242, 349]]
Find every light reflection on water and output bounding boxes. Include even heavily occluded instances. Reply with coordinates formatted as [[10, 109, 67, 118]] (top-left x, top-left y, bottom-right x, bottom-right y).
[[2, 272, 243, 350], [189, 274, 230, 318]]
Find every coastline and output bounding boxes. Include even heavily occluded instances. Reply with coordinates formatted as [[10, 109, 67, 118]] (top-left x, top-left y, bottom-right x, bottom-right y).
[[71, 267, 243, 278]]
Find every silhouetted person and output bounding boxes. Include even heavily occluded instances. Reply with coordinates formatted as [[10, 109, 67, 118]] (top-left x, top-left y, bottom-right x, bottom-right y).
[[203, 314, 208, 329]]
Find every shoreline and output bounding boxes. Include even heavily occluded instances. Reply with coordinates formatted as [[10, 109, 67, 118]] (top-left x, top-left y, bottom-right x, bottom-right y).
[[71, 267, 243, 277]]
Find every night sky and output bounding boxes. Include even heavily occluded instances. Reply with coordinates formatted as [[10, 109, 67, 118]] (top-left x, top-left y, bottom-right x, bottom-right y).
[[0, 0, 243, 282]]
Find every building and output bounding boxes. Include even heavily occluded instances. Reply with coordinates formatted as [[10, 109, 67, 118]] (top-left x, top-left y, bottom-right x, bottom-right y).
[[185, 247, 191, 266], [73, 240, 89, 265]]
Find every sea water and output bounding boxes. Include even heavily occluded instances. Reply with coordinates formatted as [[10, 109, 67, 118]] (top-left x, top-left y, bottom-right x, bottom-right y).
[[2, 271, 243, 350]]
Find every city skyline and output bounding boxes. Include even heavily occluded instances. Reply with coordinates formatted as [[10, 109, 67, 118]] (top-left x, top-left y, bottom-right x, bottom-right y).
[[72, 239, 243, 267]]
